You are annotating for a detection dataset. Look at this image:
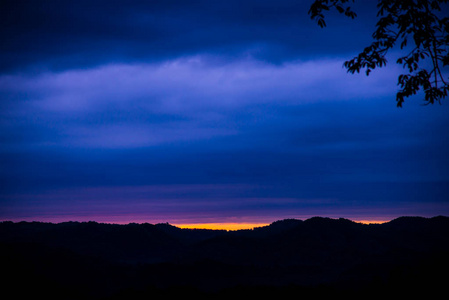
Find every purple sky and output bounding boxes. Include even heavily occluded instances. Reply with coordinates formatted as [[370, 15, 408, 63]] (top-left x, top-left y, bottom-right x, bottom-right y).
[[1, 0, 448, 225]]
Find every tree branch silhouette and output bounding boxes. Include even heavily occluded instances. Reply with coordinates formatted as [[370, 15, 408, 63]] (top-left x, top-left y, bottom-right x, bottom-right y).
[[309, 0, 449, 107]]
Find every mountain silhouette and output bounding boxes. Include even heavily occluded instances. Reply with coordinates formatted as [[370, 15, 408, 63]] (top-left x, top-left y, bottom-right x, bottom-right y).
[[1, 216, 449, 299]]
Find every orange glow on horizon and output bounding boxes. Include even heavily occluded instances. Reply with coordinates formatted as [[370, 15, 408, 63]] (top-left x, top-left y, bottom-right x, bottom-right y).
[[174, 218, 391, 230], [353, 219, 390, 224], [174, 222, 269, 231]]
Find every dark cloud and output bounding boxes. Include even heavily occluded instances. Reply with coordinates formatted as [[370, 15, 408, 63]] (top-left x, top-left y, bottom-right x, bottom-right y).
[[1, 0, 379, 73]]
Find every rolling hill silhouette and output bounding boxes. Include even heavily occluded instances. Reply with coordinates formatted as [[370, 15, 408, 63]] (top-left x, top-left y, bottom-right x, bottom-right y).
[[2, 216, 449, 299]]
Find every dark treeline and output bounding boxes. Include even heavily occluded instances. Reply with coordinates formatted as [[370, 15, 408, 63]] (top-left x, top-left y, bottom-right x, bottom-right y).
[[1, 216, 449, 299]]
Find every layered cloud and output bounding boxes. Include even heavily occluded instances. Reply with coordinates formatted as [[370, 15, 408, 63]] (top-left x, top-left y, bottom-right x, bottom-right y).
[[1, 56, 402, 149], [1, 0, 448, 223]]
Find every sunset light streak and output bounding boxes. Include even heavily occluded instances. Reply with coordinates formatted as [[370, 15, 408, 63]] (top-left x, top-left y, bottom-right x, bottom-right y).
[[174, 223, 270, 231]]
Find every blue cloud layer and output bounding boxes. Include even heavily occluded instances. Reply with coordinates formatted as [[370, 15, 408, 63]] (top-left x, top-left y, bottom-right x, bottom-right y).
[[1, 0, 448, 223]]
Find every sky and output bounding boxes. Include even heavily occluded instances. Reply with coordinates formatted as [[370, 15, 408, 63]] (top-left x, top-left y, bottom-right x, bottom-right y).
[[1, 0, 448, 228]]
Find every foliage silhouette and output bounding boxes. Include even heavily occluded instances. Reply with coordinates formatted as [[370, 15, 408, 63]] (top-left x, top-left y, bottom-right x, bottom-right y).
[[309, 0, 449, 107]]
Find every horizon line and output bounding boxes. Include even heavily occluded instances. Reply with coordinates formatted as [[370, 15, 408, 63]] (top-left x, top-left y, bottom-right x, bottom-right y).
[[3, 215, 438, 230]]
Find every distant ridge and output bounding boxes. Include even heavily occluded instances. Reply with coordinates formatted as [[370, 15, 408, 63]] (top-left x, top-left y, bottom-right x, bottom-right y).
[[1, 216, 448, 299], [0, 215, 419, 229], [4, 215, 444, 228]]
